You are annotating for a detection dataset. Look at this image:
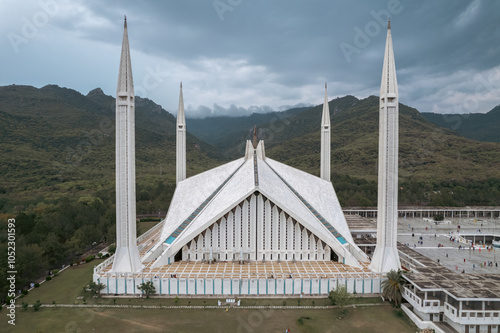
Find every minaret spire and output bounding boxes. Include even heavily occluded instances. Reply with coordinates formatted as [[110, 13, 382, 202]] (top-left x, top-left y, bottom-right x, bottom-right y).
[[320, 83, 331, 182], [176, 81, 186, 184], [370, 20, 401, 273], [111, 17, 142, 273]]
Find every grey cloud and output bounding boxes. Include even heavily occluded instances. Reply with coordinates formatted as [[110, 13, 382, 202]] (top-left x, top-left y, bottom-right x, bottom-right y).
[[1, 0, 500, 117]]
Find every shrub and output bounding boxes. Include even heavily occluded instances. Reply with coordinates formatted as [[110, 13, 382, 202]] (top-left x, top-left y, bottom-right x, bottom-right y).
[[85, 255, 95, 263], [22, 302, 28, 311], [52, 269, 59, 275], [297, 316, 309, 325], [434, 214, 444, 221], [22, 290, 28, 295], [97, 252, 103, 258], [33, 300, 41, 311], [108, 245, 116, 254], [46, 276, 52, 281], [34, 283, 40, 288], [137, 281, 156, 298], [394, 309, 404, 317]]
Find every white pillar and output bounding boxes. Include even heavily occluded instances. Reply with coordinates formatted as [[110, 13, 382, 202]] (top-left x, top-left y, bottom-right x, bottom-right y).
[[272, 205, 279, 259], [250, 195, 257, 259], [256, 194, 264, 260], [227, 211, 234, 259], [287, 217, 294, 260], [279, 211, 286, 259], [294, 223, 301, 260], [264, 199, 272, 259], [220, 217, 227, 259], [242, 200, 249, 251], [235, 205, 242, 252]]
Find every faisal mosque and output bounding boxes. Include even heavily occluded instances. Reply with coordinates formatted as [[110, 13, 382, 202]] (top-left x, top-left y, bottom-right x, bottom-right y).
[[91, 16, 500, 333], [93, 17, 401, 296]]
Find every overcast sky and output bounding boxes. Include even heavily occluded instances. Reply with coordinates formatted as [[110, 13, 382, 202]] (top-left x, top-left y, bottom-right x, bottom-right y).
[[1, 0, 500, 118]]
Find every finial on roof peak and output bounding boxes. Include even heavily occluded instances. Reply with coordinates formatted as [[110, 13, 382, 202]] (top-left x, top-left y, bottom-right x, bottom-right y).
[[325, 82, 327, 89], [180, 81, 182, 89], [124, 15, 127, 28], [252, 125, 257, 149], [388, 18, 391, 30]]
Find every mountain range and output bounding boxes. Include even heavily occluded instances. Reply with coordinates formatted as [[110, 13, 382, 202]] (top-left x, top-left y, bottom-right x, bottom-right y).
[[1, 84, 499, 213]]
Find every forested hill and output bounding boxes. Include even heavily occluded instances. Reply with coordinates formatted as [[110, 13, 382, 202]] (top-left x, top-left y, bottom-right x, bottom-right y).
[[421, 105, 500, 143], [0, 84, 224, 214], [187, 106, 308, 154], [198, 95, 500, 207]]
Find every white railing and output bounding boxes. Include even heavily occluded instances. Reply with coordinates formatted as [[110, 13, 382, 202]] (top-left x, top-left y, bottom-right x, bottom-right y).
[[404, 287, 422, 308], [403, 287, 440, 313], [137, 220, 165, 246], [94, 256, 114, 275], [444, 302, 500, 325]]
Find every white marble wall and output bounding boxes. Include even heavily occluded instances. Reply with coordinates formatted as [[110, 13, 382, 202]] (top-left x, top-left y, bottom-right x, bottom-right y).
[[98, 273, 385, 296], [182, 194, 333, 263]]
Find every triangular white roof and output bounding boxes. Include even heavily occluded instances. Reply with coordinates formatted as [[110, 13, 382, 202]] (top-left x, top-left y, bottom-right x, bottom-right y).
[[147, 141, 368, 268]]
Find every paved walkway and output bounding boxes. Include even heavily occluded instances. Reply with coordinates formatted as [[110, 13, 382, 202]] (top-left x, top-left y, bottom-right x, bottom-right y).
[[397, 217, 499, 275], [16, 303, 383, 310]]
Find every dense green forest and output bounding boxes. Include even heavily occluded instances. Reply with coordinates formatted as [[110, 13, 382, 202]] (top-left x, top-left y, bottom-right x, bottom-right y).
[[422, 105, 500, 143]]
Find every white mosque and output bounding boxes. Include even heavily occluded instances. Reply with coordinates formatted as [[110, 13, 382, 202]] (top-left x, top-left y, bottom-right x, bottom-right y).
[[93, 17, 400, 296]]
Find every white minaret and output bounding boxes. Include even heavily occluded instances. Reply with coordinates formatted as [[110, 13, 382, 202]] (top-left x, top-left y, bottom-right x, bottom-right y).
[[111, 17, 142, 273], [320, 83, 331, 182], [176, 82, 186, 184], [370, 19, 401, 273]]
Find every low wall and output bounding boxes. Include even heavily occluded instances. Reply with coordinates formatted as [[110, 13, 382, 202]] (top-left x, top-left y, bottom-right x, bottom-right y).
[[95, 275, 385, 296], [401, 304, 445, 333]]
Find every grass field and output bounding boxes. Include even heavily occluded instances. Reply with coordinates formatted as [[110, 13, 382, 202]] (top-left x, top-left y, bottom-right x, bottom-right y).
[[3, 251, 416, 333], [19, 259, 105, 305], [138, 221, 160, 235], [2, 305, 415, 333]]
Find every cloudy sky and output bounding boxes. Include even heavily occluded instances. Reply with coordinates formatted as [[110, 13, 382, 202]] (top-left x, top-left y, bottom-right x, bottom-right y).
[[1, 0, 500, 118]]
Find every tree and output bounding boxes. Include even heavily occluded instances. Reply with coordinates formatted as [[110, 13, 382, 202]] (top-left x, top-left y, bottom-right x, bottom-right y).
[[88, 281, 106, 297], [381, 269, 406, 307], [328, 284, 351, 316], [137, 281, 156, 298]]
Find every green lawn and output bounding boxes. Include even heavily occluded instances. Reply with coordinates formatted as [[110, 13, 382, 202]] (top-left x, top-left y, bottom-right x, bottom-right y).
[[138, 221, 160, 235], [2, 305, 415, 333], [20, 259, 104, 305]]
